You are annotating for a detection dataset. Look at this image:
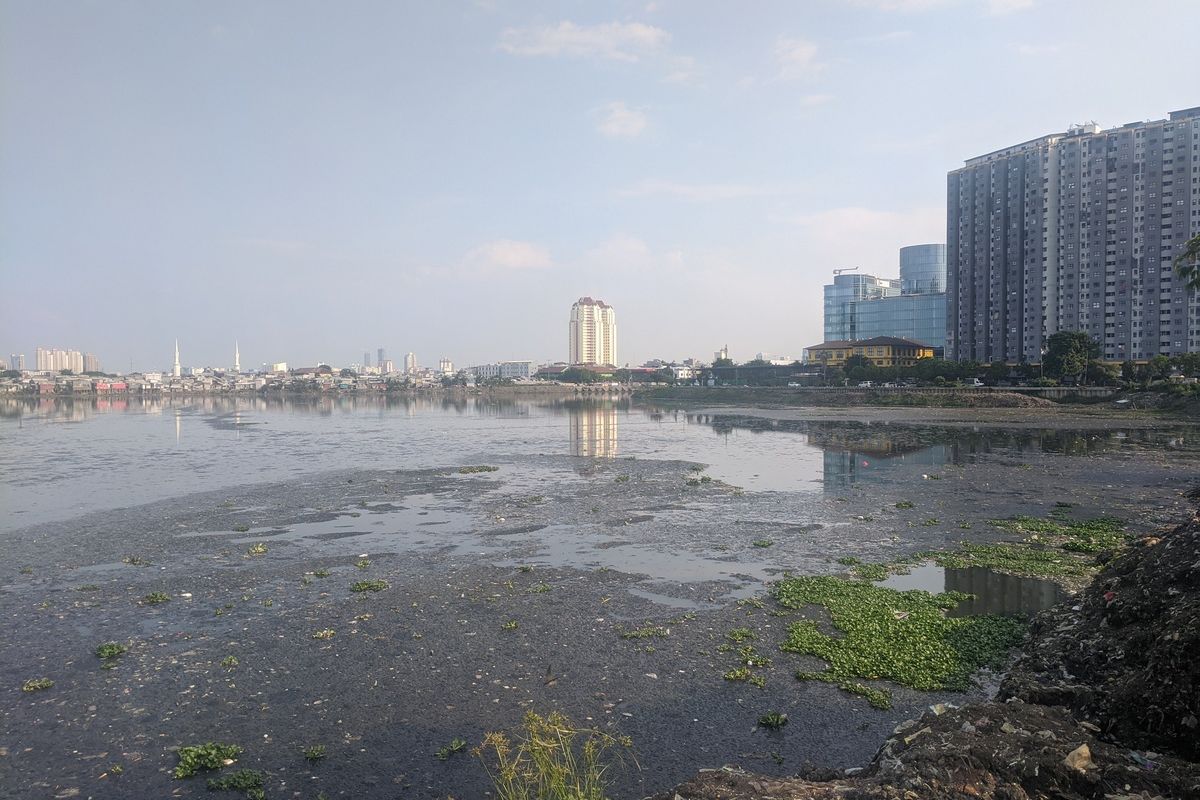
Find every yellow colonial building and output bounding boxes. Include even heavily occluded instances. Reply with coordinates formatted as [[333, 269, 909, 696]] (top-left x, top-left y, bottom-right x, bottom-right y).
[[804, 336, 935, 368]]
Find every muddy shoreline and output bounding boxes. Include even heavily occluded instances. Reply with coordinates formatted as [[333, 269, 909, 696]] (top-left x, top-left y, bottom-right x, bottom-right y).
[[3, 410, 1198, 799]]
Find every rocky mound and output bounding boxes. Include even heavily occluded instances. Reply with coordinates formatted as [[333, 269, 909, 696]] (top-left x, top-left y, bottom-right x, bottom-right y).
[[649, 493, 1200, 800], [1001, 491, 1200, 760]]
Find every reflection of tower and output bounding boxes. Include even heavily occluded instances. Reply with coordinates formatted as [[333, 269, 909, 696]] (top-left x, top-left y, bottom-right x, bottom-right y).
[[233, 341, 241, 374], [570, 404, 618, 458], [172, 339, 181, 378]]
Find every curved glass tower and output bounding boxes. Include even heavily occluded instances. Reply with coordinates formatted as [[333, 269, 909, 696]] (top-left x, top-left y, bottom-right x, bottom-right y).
[[899, 244, 947, 295]]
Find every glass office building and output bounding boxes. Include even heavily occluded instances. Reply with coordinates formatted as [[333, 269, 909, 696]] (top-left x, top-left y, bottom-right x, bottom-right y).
[[823, 274, 900, 342], [821, 244, 947, 352]]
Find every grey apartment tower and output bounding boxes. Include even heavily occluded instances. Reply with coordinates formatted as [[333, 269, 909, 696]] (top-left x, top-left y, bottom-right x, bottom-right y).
[[947, 107, 1200, 363]]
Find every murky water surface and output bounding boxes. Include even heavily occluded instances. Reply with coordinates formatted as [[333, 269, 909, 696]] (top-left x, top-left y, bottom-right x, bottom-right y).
[[3, 395, 1194, 528]]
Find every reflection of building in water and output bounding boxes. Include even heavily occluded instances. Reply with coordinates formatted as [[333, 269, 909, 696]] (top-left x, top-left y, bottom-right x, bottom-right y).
[[945, 567, 1065, 617], [570, 404, 618, 458], [822, 442, 950, 489]]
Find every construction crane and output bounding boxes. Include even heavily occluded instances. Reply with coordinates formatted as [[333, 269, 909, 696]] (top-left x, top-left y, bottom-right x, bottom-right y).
[[833, 266, 859, 275]]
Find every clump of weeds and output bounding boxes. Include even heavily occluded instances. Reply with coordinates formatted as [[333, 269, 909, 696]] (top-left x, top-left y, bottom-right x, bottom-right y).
[[752, 539, 774, 548], [76, 584, 101, 592], [22, 677, 54, 692], [355, 559, 371, 570], [221, 655, 239, 669], [232, 524, 250, 533], [312, 568, 331, 578], [303, 745, 327, 762], [614, 474, 630, 483], [206, 768, 265, 799], [475, 711, 632, 798], [723, 668, 766, 688], [141, 592, 171, 605], [459, 465, 499, 474], [619, 624, 669, 640], [312, 629, 335, 640], [122, 555, 151, 566], [989, 514, 1126, 554], [350, 580, 388, 593], [758, 712, 788, 730], [436, 737, 468, 760], [895, 500, 915, 510], [501, 620, 519, 631], [527, 582, 551, 594], [773, 576, 1024, 709], [245, 542, 268, 556], [173, 742, 243, 779], [95, 642, 128, 663], [726, 627, 756, 643]]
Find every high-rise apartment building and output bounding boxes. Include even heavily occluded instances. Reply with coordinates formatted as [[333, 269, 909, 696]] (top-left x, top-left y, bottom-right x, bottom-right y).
[[948, 107, 1200, 363], [84, 353, 101, 373], [36, 347, 85, 373], [9, 354, 25, 371], [823, 245, 948, 351], [377, 348, 386, 368], [404, 352, 417, 374], [569, 297, 617, 366]]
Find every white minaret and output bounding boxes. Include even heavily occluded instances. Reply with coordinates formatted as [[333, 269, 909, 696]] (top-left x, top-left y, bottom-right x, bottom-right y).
[[172, 339, 181, 378], [234, 341, 241, 374]]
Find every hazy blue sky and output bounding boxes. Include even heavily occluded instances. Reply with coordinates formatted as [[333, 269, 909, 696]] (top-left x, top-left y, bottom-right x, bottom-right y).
[[2, 0, 1198, 371]]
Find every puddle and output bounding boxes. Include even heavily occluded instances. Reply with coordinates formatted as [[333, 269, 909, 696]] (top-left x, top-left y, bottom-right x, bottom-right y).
[[496, 524, 780, 603], [226, 494, 479, 556], [878, 560, 1067, 616]]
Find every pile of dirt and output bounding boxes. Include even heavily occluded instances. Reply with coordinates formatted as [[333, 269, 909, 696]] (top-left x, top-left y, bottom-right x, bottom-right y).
[[648, 493, 1200, 800], [1001, 491, 1200, 760]]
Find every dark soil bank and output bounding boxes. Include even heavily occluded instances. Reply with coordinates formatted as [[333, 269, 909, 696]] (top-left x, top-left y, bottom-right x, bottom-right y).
[[1, 430, 1196, 799], [653, 495, 1200, 800]]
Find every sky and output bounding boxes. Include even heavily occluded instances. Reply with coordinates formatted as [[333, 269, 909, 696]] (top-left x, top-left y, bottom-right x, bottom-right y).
[[2, 0, 1198, 372]]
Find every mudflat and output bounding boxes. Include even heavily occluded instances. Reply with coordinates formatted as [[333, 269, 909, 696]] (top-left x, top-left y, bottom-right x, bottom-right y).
[[3, 402, 1197, 799]]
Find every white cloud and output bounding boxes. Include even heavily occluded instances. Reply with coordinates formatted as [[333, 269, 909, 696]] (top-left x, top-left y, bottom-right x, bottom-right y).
[[797, 93, 834, 107], [775, 37, 824, 80], [595, 102, 648, 139], [854, 30, 913, 42], [463, 239, 552, 273], [663, 55, 702, 85], [987, 0, 1033, 13], [1014, 42, 1061, 56], [787, 206, 945, 270], [497, 21, 670, 62], [843, 0, 1032, 12], [618, 179, 795, 202]]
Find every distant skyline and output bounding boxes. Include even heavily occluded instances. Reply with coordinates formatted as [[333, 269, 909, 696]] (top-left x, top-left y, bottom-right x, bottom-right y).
[[2, 1, 1198, 370]]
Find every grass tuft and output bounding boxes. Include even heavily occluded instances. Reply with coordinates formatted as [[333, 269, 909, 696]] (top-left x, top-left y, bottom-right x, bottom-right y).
[[142, 592, 171, 605], [459, 465, 500, 474], [173, 742, 243, 779], [475, 711, 632, 800], [22, 677, 54, 692], [350, 580, 388, 593], [206, 768, 264, 799], [436, 737, 468, 761], [96, 641, 128, 660], [758, 711, 788, 730], [303, 744, 327, 762]]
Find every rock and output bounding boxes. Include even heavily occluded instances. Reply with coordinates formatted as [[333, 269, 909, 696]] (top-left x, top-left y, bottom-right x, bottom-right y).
[[1063, 743, 1093, 772]]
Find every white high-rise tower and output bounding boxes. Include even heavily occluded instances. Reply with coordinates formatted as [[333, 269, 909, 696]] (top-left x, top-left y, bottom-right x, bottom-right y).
[[569, 297, 617, 366], [172, 340, 181, 378], [233, 341, 241, 374]]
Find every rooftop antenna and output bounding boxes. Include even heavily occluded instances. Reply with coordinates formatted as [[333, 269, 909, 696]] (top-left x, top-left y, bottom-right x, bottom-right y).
[[833, 266, 859, 275]]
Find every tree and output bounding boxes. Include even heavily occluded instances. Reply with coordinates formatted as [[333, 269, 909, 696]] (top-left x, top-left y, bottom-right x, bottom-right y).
[[1086, 360, 1120, 386], [1175, 233, 1200, 291], [1043, 331, 1097, 383], [340, 368, 356, 378], [1, 369, 20, 379], [843, 355, 870, 371], [985, 361, 1009, 385], [1146, 354, 1172, 382], [712, 357, 734, 368]]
